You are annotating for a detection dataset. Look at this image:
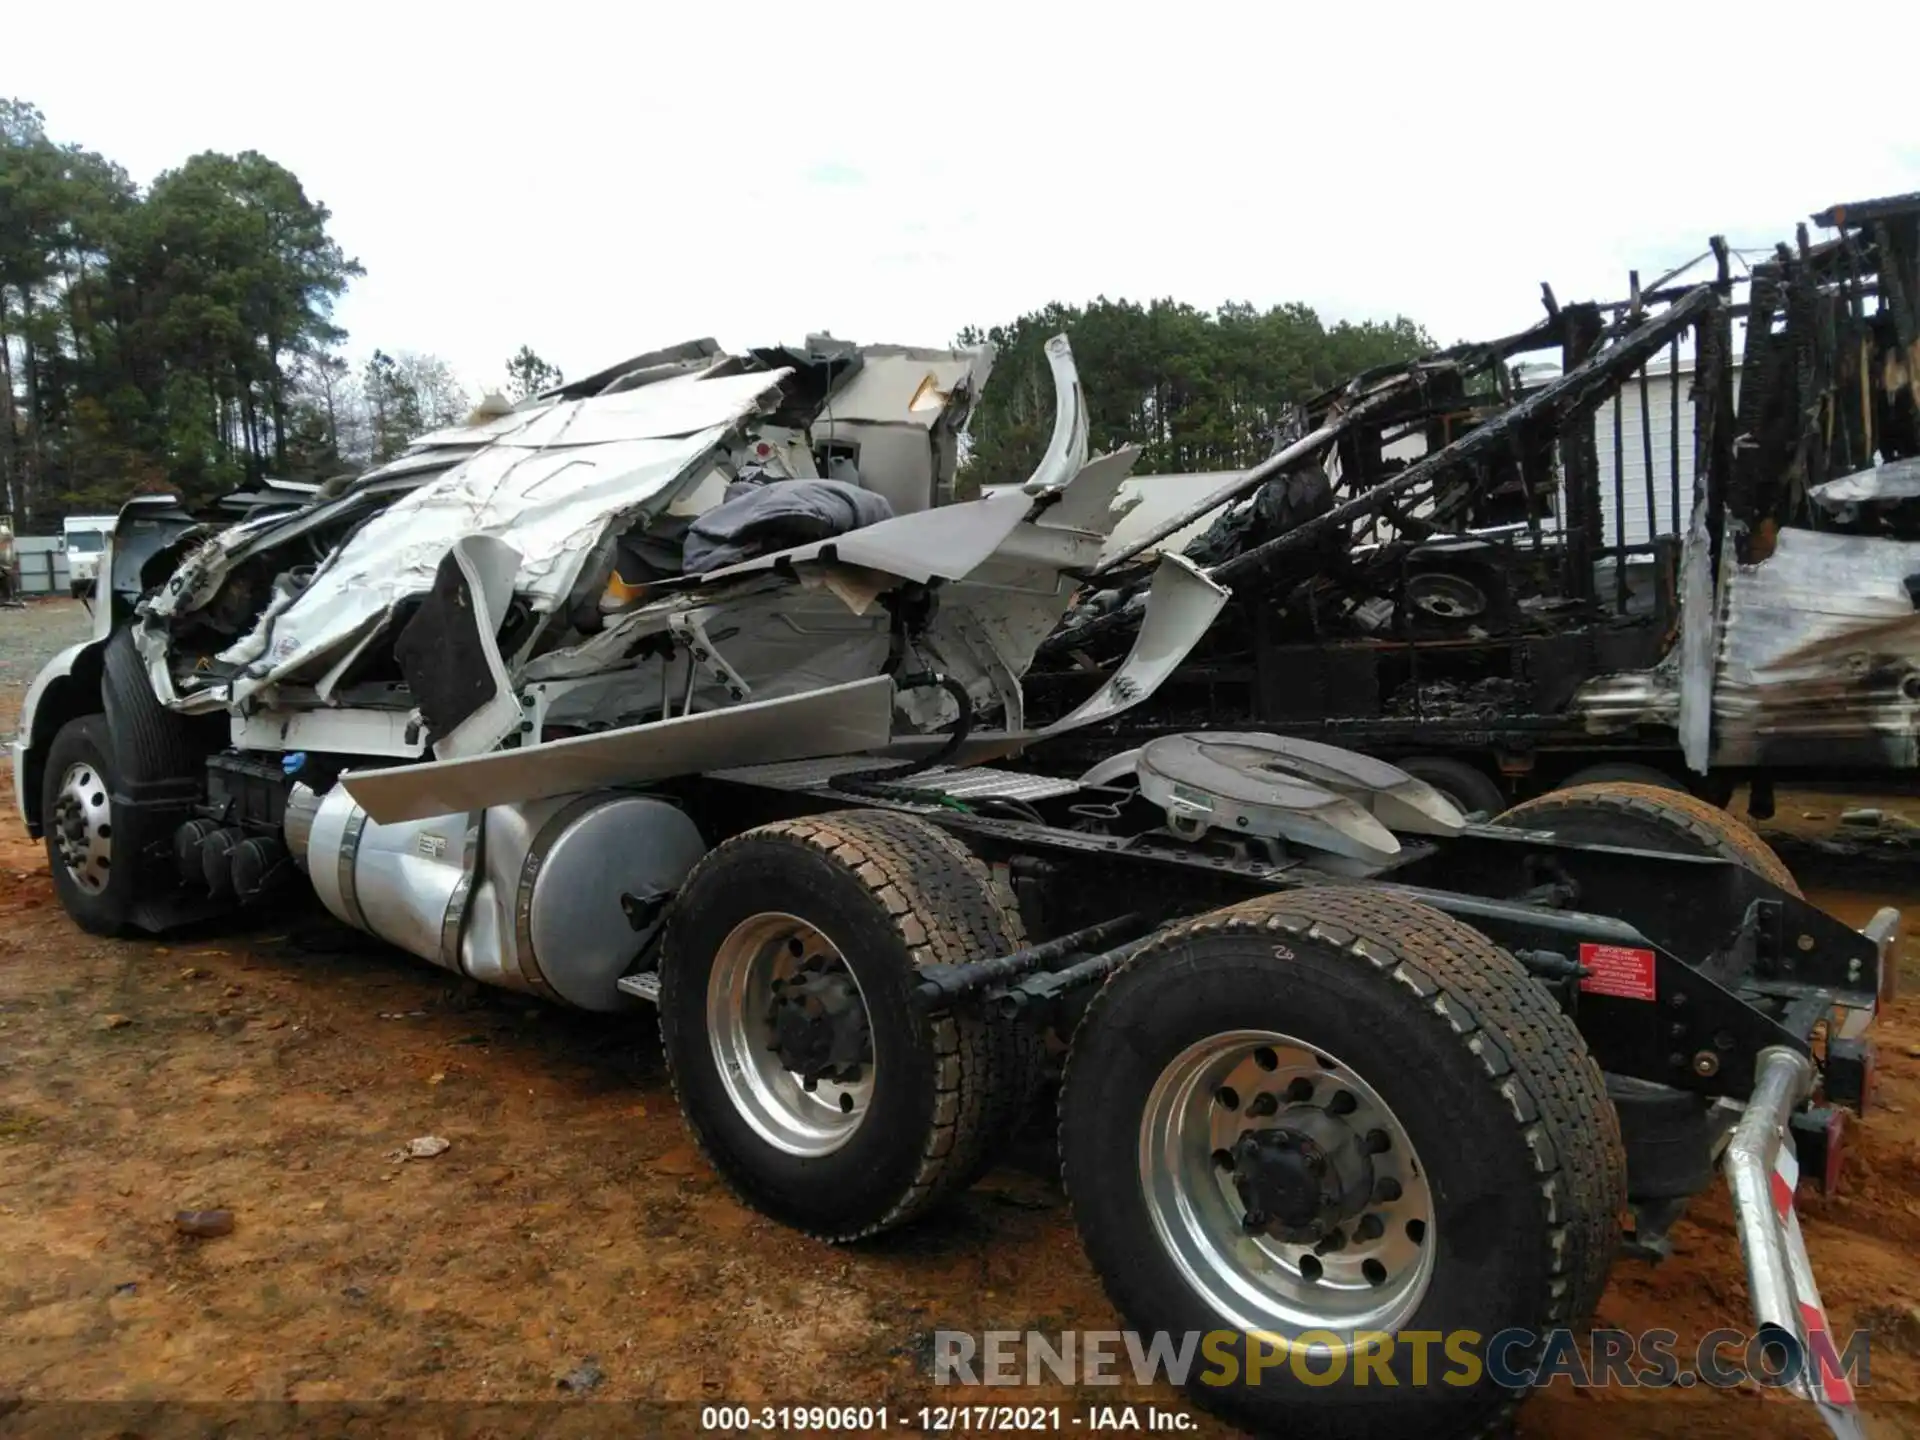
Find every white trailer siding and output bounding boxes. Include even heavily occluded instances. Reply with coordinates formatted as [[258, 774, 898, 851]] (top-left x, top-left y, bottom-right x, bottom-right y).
[[1588, 361, 1741, 549]]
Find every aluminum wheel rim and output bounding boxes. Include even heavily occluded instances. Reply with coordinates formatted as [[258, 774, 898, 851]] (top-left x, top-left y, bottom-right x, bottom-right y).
[[51, 760, 113, 896], [1139, 1029, 1434, 1341], [707, 912, 874, 1158]]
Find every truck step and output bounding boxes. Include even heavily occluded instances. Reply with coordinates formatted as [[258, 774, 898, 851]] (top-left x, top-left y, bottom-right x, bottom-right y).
[[616, 972, 661, 1004]]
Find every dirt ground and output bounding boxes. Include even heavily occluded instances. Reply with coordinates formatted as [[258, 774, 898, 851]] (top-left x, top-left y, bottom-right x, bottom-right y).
[[1, 598, 1918, 1438]]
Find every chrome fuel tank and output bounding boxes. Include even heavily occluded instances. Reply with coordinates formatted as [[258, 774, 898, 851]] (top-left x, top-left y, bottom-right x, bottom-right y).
[[292, 782, 703, 1010]]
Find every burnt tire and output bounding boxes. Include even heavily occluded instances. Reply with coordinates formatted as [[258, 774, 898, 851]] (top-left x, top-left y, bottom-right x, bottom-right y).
[[42, 715, 138, 936], [1394, 756, 1506, 818], [1059, 886, 1625, 1440], [658, 810, 1035, 1241], [1496, 781, 1799, 897]]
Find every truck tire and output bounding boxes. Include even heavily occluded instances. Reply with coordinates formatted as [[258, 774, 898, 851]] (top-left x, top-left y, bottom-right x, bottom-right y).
[[1555, 762, 1683, 792], [1059, 886, 1624, 1440], [1496, 781, 1799, 897], [1394, 755, 1506, 818], [659, 810, 1036, 1240], [97, 626, 217, 928], [42, 715, 138, 935]]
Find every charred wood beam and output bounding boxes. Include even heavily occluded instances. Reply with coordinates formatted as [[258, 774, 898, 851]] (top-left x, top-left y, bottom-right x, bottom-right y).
[[1790, 228, 1825, 508], [1668, 335, 1682, 541], [1811, 192, 1920, 228], [1636, 288, 1658, 547], [1208, 286, 1718, 591], [1874, 219, 1919, 356], [1728, 266, 1783, 534], [1082, 373, 1424, 580], [1293, 315, 1566, 423], [1700, 240, 1737, 568], [1436, 313, 1567, 366], [1559, 305, 1606, 606], [1612, 319, 1629, 611], [1639, 250, 1714, 295]]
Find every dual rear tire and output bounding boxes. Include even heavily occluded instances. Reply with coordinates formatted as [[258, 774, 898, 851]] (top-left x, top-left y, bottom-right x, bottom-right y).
[[657, 782, 1802, 1438], [1058, 886, 1625, 1439], [658, 810, 1039, 1241]]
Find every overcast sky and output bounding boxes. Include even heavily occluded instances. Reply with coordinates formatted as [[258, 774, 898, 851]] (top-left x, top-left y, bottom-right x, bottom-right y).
[[10, 2, 1916, 396]]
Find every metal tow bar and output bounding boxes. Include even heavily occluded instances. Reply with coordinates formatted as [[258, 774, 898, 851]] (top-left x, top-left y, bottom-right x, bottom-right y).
[[1724, 1045, 1862, 1440]]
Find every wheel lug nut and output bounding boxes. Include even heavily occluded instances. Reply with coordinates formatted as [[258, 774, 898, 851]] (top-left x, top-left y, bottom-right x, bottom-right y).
[[1246, 1092, 1278, 1119], [1314, 1229, 1347, 1255], [1354, 1214, 1385, 1242], [1242, 1209, 1268, 1232], [1373, 1177, 1402, 1203]]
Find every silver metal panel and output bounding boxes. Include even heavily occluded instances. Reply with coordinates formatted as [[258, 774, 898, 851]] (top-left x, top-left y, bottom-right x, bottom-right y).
[[691, 484, 1037, 587], [527, 796, 706, 1012], [880, 552, 1230, 768], [710, 756, 1080, 803], [304, 783, 360, 928], [707, 755, 897, 787], [350, 814, 471, 971], [1711, 526, 1920, 768], [1676, 477, 1718, 773], [912, 769, 1081, 803], [462, 797, 563, 998], [1149, 732, 1466, 838], [233, 706, 427, 759], [343, 677, 896, 824], [1135, 735, 1402, 864]]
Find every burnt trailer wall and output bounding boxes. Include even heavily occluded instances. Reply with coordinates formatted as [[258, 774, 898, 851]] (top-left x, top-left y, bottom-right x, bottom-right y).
[[1027, 195, 1920, 799], [1028, 274, 1732, 794]]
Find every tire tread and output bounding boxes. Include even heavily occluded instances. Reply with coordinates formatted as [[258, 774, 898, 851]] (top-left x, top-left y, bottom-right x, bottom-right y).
[[1498, 782, 1799, 896], [661, 810, 1028, 1240], [1060, 886, 1627, 1433]]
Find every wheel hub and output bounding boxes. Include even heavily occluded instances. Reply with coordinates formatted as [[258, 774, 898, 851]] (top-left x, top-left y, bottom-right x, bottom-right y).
[[51, 761, 113, 896], [708, 913, 876, 1158], [1230, 1106, 1374, 1242], [1140, 1030, 1436, 1338], [767, 966, 870, 1086]]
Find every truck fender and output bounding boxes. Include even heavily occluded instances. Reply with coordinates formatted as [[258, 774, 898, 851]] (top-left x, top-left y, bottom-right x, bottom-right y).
[[13, 637, 111, 835]]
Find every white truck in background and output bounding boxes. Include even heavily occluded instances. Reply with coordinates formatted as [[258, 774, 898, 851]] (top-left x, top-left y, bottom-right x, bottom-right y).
[[62, 515, 115, 599]]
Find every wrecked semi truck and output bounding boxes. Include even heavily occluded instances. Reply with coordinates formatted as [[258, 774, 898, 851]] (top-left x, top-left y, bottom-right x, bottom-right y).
[[1030, 194, 1920, 821], [12, 331, 1888, 1438]]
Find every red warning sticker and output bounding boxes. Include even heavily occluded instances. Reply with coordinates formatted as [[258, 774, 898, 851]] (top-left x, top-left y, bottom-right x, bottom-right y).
[[1578, 943, 1658, 1001]]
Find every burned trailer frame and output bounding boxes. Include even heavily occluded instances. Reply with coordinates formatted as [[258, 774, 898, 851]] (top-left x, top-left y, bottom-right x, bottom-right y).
[[1028, 203, 1920, 806], [1026, 276, 1735, 798]]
